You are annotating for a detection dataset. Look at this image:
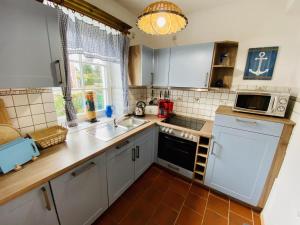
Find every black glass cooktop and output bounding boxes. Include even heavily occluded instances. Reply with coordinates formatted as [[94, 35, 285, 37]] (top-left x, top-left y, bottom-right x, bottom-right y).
[[164, 115, 205, 131]]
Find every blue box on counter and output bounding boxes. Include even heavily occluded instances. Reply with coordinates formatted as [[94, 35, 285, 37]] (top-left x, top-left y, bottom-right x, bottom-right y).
[[0, 138, 40, 174]]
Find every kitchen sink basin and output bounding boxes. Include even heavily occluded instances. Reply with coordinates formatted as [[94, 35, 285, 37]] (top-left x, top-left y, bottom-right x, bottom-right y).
[[85, 117, 149, 142], [117, 117, 148, 129]]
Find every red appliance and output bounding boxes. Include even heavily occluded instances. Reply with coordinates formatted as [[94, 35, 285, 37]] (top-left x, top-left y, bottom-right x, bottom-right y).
[[158, 99, 174, 118]]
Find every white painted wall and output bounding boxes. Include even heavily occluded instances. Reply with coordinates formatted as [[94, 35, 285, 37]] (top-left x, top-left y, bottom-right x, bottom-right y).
[[263, 101, 300, 225], [148, 0, 300, 93]]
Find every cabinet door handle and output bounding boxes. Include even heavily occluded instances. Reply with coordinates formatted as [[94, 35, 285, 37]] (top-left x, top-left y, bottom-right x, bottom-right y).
[[132, 148, 136, 161], [236, 118, 257, 126], [204, 72, 209, 87], [41, 187, 51, 211], [136, 146, 140, 159], [71, 162, 96, 177], [54, 60, 63, 84], [211, 141, 216, 156], [116, 140, 130, 149]]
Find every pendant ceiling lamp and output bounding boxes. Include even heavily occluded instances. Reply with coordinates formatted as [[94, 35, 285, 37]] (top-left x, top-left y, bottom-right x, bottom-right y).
[[137, 1, 188, 35]]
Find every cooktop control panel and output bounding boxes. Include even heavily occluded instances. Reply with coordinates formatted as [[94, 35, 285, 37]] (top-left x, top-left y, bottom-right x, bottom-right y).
[[159, 126, 198, 143]]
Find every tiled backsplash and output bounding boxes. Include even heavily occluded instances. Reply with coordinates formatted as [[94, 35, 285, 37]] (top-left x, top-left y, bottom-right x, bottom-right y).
[[146, 88, 235, 120], [128, 88, 147, 113], [0, 88, 57, 135]]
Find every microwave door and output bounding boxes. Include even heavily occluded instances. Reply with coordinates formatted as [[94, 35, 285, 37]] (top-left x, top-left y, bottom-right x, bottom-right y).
[[235, 95, 272, 112]]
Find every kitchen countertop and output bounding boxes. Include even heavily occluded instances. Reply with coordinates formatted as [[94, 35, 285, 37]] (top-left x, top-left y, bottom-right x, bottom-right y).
[[0, 115, 213, 206], [216, 106, 295, 125]]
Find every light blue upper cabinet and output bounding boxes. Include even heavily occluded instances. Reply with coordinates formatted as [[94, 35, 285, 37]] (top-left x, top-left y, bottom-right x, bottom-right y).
[[153, 48, 171, 87], [128, 45, 153, 86], [169, 43, 214, 88], [0, 0, 65, 88], [205, 118, 281, 206]]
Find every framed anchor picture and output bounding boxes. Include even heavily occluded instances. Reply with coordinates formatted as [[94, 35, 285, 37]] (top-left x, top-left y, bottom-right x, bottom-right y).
[[244, 46, 279, 80]]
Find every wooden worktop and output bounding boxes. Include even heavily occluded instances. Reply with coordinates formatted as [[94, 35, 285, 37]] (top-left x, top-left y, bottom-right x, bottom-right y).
[[216, 106, 295, 125], [0, 115, 213, 206]]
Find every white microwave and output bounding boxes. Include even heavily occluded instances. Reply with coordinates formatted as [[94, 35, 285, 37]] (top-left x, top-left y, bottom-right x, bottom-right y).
[[233, 90, 290, 117]]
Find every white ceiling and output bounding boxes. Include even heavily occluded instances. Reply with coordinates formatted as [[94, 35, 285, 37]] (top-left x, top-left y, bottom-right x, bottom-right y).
[[114, 0, 239, 14]]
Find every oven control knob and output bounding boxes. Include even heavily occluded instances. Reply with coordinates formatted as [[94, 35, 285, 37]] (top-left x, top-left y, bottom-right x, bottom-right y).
[[279, 98, 288, 105], [169, 129, 173, 134], [184, 133, 189, 138], [189, 134, 194, 140], [180, 132, 184, 137], [161, 127, 166, 132], [277, 106, 285, 112]]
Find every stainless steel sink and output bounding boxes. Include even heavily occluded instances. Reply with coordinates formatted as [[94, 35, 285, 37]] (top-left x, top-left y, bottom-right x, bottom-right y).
[[117, 117, 148, 129], [86, 117, 149, 142]]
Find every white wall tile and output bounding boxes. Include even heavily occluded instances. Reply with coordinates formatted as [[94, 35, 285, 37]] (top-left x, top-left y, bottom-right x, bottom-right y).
[[11, 118, 19, 129], [6, 107, 16, 119], [47, 121, 58, 127], [30, 104, 44, 115], [15, 106, 31, 117], [42, 93, 54, 103], [43, 102, 56, 113], [12, 95, 29, 106], [20, 126, 35, 135], [28, 94, 42, 104], [34, 123, 47, 131], [32, 114, 46, 125], [18, 116, 33, 128], [45, 112, 57, 122], [0, 96, 14, 107]]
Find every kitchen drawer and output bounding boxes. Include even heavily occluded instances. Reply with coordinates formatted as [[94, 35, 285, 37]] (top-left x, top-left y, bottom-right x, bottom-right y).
[[106, 139, 134, 160], [215, 114, 283, 137]]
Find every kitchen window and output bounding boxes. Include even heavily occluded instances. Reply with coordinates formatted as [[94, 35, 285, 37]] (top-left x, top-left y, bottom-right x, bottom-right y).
[[53, 54, 111, 121]]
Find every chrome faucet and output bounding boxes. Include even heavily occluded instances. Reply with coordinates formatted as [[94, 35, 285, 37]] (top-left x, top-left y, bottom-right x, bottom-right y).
[[113, 118, 118, 128]]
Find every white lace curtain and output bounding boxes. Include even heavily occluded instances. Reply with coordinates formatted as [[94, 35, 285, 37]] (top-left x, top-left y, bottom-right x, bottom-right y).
[[58, 8, 130, 124]]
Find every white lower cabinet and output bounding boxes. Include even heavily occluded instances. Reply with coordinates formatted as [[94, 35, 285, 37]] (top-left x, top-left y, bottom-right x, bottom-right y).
[[0, 184, 59, 225], [107, 127, 156, 205], [107, 140, 135, 205], [134, 129, 155, 179], [50, 153, 108, 225]]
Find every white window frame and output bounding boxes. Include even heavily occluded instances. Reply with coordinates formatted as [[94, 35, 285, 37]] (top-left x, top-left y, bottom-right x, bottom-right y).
[[53, 54, 112, 123]]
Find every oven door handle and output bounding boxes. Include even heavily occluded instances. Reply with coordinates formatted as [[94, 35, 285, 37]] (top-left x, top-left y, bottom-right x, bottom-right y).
[[164, 135, 188, 145]]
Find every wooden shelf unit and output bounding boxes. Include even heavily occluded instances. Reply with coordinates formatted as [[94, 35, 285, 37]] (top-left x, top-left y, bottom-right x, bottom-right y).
[[209, 41, 238, 89], [193, 136, 211, 183]]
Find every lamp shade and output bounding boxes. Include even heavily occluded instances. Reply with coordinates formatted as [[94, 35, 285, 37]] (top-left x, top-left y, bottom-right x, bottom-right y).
[[137, 1, 188, 35]]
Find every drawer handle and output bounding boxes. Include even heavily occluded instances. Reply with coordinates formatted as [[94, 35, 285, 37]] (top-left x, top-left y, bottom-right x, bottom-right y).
[[211, 141, 216, 156], [236, 118, 257, 125], [41, 187, 51, 211], [167, 164, 179, 171], [116, 140, 130, 149], [71, 162, 96, 177], [54, 60, 63, 84]]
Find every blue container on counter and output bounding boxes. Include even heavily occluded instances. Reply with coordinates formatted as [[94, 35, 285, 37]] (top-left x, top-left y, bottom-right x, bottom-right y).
[[105, 105, 113, 118], [0, 138, 40, 174]]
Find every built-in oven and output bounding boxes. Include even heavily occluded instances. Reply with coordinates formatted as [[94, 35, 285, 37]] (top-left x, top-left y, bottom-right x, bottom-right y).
[[157, 129, 197, 179]]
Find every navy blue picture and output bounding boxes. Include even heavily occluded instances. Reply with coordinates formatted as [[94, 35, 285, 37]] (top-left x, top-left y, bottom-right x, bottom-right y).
[[244, 47, 278, 80]]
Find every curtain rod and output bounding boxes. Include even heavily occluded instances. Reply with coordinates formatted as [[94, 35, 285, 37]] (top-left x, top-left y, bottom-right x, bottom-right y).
[[37, 0, 132, 34]]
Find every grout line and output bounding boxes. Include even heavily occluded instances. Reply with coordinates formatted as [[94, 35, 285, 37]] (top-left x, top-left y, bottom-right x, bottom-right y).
[[200, 189, 210, 225], [230, 211, 254, 223]]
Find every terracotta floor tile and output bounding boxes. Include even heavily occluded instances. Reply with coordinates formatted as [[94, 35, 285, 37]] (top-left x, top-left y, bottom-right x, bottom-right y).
[[120, 198, 156, 225], [93, 211, 118, 225], [176, 206, 203, 225], [142, 186, 164, 205], [162, 190, 185, 211], [107, 196, 134, 223], [229, 212, 253, 225], [190, 183, 209, 199], [230, 200, 253, 220], [207, 194, 229, 218], [184, 193, 207, 216], [152, 175, 172, 193], [148, 203, 178, 225], [169, 178, 191, 197], [202, 209, 228, 225], [253, 214, 261, 225]]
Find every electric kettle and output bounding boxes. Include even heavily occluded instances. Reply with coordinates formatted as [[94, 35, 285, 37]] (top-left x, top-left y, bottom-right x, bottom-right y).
[[134, 101, 146, 117]]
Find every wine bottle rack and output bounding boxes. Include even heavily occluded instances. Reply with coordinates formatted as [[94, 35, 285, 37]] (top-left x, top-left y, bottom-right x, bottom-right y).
[[193, 136, 211, 184]]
